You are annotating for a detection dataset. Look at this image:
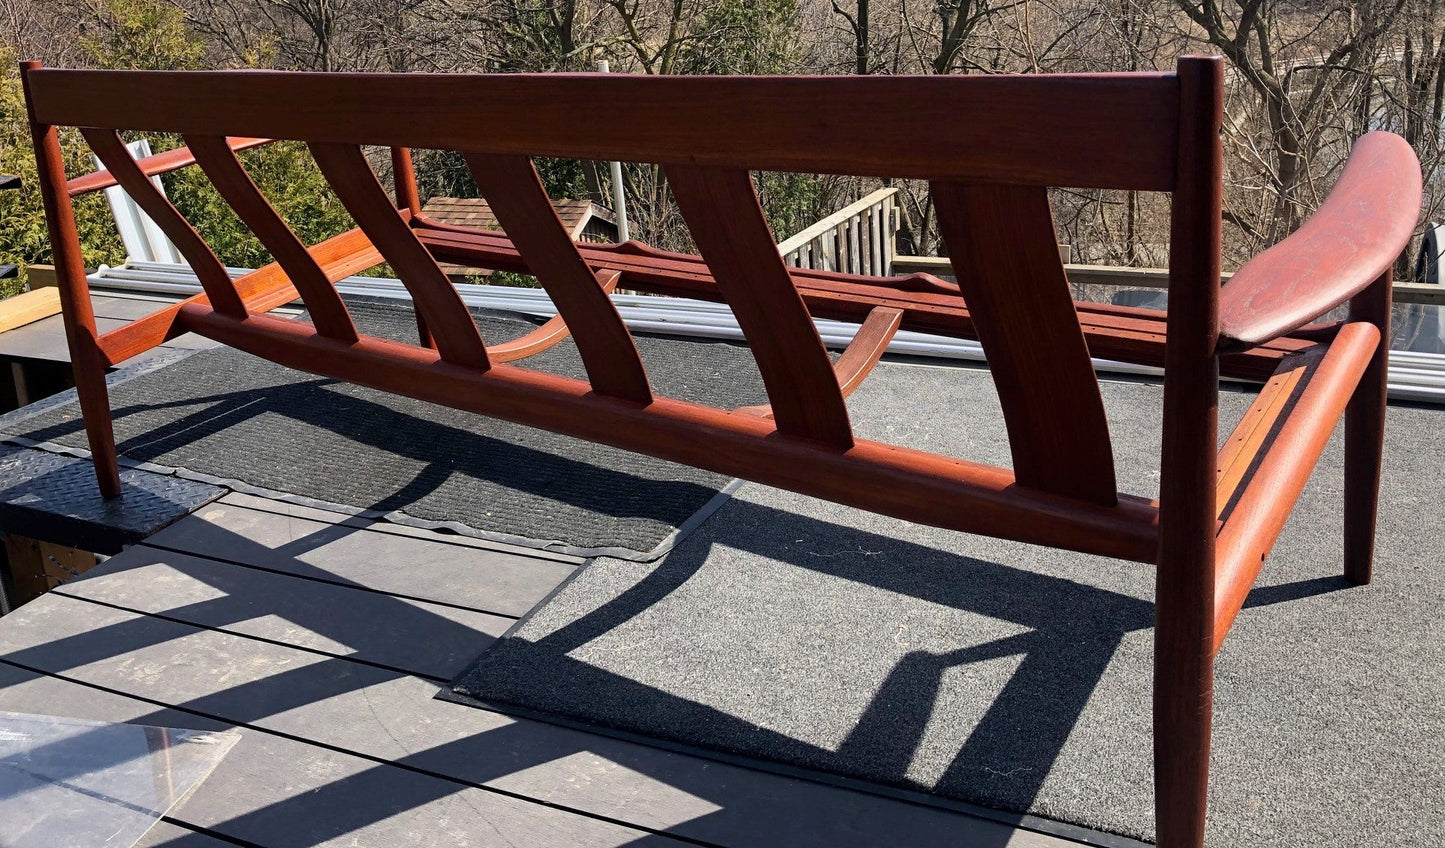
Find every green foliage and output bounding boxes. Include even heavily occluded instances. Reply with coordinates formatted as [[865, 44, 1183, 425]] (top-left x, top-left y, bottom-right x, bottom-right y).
[[0, 48, 125, 297], [163, 141, 357, 270], [677, 0, 802, 75], [80, 0, 205, 71]]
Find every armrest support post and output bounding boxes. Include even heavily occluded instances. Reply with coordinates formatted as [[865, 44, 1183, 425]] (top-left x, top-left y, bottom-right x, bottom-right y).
[[1343, 269, 1392, 584]]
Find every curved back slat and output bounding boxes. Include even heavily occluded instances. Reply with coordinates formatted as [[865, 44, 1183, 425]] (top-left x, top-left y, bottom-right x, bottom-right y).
[[931, 182, 1117, 504], [184, 134, 358, 342], [307, 142, 490, 369], [81, 129, 247, 317], [464, 154, 652, 403], [668, 165, 853, 449]]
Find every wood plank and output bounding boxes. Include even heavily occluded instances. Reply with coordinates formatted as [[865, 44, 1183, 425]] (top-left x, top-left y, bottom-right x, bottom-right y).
[[28, 68, 1182, 190], [22, 264, 58, 288], [1214, 351, 1319, 519], [669, 165, 854, 449], [0, 594, 1071, 848], [307, 143, 489, 369], [65, 136, 271, 197], [1218, 133, 1421, 346], [415, 224, 1312, 382], [143, 501, 576, 617], [0, 287, 62, 333], [80, 129, 247, 318], [185, 134, 358, 342], [0, 648, 679, 848], [56, 545, 513, 680], [931, 182, 1117, 504]]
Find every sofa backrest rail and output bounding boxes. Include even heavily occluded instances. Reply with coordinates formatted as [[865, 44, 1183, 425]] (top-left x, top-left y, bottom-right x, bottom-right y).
[[21, 63, 1206, 507]]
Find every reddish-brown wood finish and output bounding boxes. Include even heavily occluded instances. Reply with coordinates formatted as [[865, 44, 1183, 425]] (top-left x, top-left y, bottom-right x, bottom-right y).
[[65, 135, 271, 197], [487, 270, 625, 363], [1343, 271, 1392, 584], [465, 154, 651, 402], [81, 128, 249, 318], [669, 165, 854, 449], [391, 147, 423, 216], [1219, 134, 1422, 347], [27, 69, 1181, 189], [96, 226, 380, 365], [735, 305, 902, 419], [21, 61, 121, 497], [1154, 55, 1222, 848], [1213, 321, 1379, 649], [832, 306, 903, 397], [307, 142, 490, 369], [413, 224, 1317, 382], [185, 134, 359, 342], [932, 182, 1117, 504], [24, 57, 1423, 848], [1214, 349, 1320, 522]]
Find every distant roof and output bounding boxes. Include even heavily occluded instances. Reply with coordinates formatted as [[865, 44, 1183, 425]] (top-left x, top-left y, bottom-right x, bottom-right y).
[[421, 197, 615, 240]]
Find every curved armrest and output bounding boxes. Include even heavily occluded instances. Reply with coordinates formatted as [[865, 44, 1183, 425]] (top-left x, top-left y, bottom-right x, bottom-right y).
[[1218, 131, 1422, 348], [66, 137, 273, 197]]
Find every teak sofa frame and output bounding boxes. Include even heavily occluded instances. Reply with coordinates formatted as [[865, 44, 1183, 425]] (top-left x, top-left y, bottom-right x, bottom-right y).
[[22, 57, 1421, 846]]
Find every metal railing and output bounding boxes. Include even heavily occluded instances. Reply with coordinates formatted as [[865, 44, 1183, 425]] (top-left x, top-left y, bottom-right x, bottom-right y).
[[778, 187, 899, 276]]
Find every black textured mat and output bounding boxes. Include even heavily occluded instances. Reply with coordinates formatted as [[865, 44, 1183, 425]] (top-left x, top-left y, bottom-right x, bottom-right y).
[[452, 363, 1445, 847], [0, 443, 222, 554], [1, 300, 768, 558]]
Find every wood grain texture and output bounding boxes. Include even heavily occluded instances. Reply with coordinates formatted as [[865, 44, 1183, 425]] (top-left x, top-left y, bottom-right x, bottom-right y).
[[307, 142, 489, 369], [28, 69, 1180, 190], [932, 182, 1117, 505], [1218, 132, 1422, 347], [1212, 321, 1379, 649], [1343, 271, 1392, 585], [414, 223, 1315, 382], [0, 286, 62, 333], [464, 154, 651, 402], [185, 134, 358, 342], [669, 165, 854, 448], [22, 62, 120, 497], [1153, 54, 1222, 848], [81, 128, 248, 318], [832, 305, 903, 397], [1214, 349, 1321, 522], [65, 135, 270, 197], [735, 305, 902, 418], [96, 226, 380, 365]]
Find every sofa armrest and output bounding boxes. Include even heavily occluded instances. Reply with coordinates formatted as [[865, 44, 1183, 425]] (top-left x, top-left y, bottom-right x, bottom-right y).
[[1218, 131, 1421, 349]]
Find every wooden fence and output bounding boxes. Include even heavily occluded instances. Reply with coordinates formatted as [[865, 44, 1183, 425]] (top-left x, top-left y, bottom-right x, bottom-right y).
[[778, 188, 900, 276]]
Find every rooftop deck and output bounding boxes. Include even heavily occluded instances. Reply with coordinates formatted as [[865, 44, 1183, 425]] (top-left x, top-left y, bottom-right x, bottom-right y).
[[0, 289, 1440, 846], [0, 486, 1079, 847]]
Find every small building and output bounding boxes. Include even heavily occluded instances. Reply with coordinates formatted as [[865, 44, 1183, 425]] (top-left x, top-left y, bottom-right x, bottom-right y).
[[420, 197, 619, 282]]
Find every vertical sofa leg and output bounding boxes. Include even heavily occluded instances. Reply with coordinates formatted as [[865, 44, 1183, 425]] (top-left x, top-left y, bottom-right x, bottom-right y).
[[74, 348, 122, 499], [1344, 271, 1390, 585], [22, 60, 123, 500], [1154, 595, 1213, 848]]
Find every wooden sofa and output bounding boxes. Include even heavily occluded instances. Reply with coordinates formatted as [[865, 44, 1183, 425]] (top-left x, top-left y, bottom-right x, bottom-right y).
[[21, 56, 1422, 846]]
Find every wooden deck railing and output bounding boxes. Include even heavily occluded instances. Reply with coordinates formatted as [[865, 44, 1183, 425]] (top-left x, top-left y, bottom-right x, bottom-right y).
[[778, 187, 899, 276], [891, 255, 1445, 305]]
